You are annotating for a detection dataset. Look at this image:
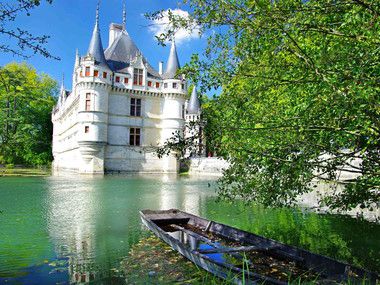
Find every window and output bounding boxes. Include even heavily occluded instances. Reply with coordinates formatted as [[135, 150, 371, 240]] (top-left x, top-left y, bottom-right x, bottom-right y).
[[133, 68, 143, 85], [85, 67, 90, 76], [80, 71, 83, 77], [94, 70, 99, 77], [85, 93, 91, 111], [181, 83, 185, 89], [148, 81, 152, 87], [124, 78, 129, 84], [85, 126, 89, 133], [182, 105, 185, 119], [156, 82, 160, 88], [164, 83, 168, 88], [129, 128, 141, 146], [130, 98, 141, 116], [115, 76, 120, 83], [172, 82, 177, 89], [103, 72, 107, 79]]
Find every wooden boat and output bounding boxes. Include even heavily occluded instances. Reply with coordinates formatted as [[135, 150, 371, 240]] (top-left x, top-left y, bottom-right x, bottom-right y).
[[140, 209, 379, 285]]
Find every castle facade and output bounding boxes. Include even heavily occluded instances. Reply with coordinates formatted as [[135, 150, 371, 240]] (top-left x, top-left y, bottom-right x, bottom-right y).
[[52, 5, 201, 174]]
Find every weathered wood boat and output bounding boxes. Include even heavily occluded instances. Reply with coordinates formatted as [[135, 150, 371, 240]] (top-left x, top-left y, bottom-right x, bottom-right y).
[[140, 209, 379, 285]]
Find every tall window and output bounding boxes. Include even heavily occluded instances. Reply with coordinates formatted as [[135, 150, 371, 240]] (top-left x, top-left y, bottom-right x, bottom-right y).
[[103, 72, 107, 78], [156, 82, 160, 88], [148, 81, 152, 87], [133, 68, 143, 85], [94, 70, 99, 77], [124, 78, 129, 84], [182, 105, 185, 119], [129, 128, 141, 146], [115, 76, 120, 83], [85, 67, 90, 76], [172, 82, 177, 89], [85, 126, 89, 133], [130, 98, 141, 116], [85, 93, 91, 111], [181, 83, 185, 90], [164, 83, 168, 88]]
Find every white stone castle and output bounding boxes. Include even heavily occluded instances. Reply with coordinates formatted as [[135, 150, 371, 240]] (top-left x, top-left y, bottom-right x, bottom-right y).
[[52, 4, 202, 174]]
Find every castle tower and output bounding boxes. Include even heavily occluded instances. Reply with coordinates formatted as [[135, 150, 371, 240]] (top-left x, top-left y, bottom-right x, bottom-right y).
[[161, 40, 187, 170], [185, 87, 205, 157], [76, 3, 110, 174]]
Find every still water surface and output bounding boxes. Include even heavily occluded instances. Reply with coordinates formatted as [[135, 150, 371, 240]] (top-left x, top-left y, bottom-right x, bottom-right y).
[[0, 175, 379, 284]]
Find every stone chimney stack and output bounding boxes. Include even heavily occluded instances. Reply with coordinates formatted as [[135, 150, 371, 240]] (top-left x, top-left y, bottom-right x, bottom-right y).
[[108, 23, 123, 48], [159, 61, 163, 75]]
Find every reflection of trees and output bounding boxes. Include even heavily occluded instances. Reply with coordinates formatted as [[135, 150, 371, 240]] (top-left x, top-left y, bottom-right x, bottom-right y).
[[202, 200, 380, 273], [0, 178, 51, 278]]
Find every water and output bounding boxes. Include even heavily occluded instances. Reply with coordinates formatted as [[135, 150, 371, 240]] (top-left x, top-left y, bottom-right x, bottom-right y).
[[0, 175, 379, 284]]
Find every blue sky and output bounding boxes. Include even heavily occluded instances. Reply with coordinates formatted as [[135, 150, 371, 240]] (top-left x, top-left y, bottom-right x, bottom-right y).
[[0, 0, 207, 91]]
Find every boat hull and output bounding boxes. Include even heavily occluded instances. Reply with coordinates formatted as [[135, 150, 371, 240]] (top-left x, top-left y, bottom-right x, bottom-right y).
[[140, 209, 379, 285]]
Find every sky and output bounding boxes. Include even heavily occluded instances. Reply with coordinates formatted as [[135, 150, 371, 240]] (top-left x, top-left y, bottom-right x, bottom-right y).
[[0, 0, 207, 91]]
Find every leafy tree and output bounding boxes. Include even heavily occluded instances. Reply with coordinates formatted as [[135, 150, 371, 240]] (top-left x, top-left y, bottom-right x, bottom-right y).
[[149, 0, 380, 211], [0, 0, 58, 59], [0, 62, 57, 166]]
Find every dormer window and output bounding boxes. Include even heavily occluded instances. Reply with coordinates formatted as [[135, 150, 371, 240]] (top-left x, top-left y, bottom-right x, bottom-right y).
[[133, 68, 143, 86], [103, 72, 107, 79], [148, 81, 152, 87], [172, 83, 177, 89], [164, 83, 168, 88], [116, 76, 120, 83], [156, 82, 160, 88], [124, 78, 129, 84], [94, 70, 99, 77], [85, 67, 90, 77]]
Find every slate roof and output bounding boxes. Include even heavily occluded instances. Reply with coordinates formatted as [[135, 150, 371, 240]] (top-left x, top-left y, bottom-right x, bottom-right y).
[[163, 41, 181, 79], [87, 7, 109, 68], [187, 87, 201, 114], [104, 30, 161, 78]]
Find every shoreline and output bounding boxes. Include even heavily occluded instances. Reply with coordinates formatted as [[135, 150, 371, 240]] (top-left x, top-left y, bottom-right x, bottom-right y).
[[0, 167, 51, 177]]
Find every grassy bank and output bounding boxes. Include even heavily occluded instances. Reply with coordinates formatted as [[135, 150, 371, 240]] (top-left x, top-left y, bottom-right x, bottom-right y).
[[0, 166, 50, 177]]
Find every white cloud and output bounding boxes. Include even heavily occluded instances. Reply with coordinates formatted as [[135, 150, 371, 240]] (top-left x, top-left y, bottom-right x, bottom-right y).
[[148, 9, 200, 45]]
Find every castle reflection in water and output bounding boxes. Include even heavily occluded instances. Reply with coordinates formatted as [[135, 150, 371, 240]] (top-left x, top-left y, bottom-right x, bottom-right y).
[[45, 174, 213, 283]]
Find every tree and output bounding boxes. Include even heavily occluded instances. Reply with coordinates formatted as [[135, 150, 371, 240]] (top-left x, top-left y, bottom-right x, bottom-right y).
[[0, 62, 57, 166], [149, 0, 380, 211], [0, 0, 58, 59]]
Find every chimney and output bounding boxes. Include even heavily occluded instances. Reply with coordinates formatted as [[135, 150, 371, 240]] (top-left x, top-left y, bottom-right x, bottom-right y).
[[159, 61, 163, 75], [109, 23, 123, 47]]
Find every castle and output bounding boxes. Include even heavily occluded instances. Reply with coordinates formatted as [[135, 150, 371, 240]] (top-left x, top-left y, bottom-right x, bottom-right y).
[[52, 4, 201, 174]]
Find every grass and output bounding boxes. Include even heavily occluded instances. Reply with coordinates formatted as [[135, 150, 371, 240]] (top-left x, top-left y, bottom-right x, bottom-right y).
[[0, 167, 50, 177]]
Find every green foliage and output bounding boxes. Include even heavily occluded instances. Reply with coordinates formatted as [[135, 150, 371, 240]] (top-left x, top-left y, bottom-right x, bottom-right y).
[[148, 0, 380, 211], [0, 62, 57, 166]]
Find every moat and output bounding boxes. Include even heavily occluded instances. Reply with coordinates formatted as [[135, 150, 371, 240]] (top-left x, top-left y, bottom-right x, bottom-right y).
[[0, 175, 379, 284]]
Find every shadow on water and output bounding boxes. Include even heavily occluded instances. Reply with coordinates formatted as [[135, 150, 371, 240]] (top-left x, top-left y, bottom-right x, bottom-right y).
[[0, 175, 379, 284]]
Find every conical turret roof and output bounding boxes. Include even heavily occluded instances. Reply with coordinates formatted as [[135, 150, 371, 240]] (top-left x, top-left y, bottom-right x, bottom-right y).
[[187, 87, 201, 114], [163, 40, 180, 79], [87, 4, 108, 68]]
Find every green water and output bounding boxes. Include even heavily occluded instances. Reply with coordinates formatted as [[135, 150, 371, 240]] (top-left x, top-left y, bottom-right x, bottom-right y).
[[0, 175, 379, 284]]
